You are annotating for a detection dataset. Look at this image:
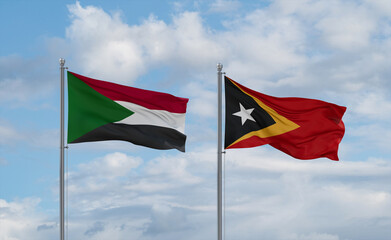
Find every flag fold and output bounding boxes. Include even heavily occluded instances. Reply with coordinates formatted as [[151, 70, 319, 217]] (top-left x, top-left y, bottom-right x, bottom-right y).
[[67, 71, 189, 152], [224, 76, 346, 160]]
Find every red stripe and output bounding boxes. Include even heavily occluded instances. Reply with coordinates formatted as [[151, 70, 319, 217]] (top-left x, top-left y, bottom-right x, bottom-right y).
[[68, 72, 188, 113]]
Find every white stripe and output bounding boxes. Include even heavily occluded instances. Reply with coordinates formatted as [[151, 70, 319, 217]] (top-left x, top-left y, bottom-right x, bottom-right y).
[[114, 101, 186, 134]]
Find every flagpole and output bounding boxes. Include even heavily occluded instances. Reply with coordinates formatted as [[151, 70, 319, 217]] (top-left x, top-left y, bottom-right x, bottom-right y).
[[59, 58, 66, 240], [217, 63, 223, 240]]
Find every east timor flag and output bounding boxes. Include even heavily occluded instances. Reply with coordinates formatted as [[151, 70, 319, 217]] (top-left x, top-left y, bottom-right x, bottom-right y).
[[67, 71, 189, 152], [224, 76, 346, 160]]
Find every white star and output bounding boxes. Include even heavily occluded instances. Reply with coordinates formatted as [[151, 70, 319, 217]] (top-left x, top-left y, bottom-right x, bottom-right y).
[[232, 103, 256, 125]]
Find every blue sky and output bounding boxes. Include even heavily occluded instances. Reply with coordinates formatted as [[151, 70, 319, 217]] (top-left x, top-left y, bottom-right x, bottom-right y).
[[1, 0, 390, 239]]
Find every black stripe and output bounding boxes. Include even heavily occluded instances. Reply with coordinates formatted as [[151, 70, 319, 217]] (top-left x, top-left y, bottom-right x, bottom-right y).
[[70, 123, 186, 152]]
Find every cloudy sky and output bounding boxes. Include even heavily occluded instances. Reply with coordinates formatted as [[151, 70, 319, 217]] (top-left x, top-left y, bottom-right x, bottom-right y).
[[1, 0, 390, 239]]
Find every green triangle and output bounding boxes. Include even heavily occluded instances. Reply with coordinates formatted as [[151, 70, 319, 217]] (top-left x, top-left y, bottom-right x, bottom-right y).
[[67, 72, 134, 143]]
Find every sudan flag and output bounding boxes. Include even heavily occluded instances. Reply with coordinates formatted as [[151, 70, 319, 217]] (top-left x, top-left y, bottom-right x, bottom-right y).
[[224, 76, 346, 160], [67, 71, 189, 152]]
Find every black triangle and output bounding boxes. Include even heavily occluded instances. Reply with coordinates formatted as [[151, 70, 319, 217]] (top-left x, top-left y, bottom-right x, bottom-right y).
[[224, 77, 276, 148]]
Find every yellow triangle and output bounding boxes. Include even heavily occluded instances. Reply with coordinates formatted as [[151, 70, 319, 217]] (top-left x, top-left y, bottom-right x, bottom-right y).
[[227, 81, 300, 148]]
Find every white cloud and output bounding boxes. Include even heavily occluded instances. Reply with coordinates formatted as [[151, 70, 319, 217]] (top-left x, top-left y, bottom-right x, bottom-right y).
[[0, 118, 59, 148], [0, 198, 57, 240], [220, 154, 391, 240], [0, 55, 56, 107], [209, 0, 242, 13], [2, 147, 391, 239], [66, 2, 222, 84], [49, 149, 389, 239], [1, 1, 391, 239], [66, 2, 146, 83], [218, 7, 307, 85], [77, 152, 142, 178], [0, 120, 24, 145], [144, 204, 187, 235], [349, 91, 391, 121], [2, 0, 389, 109], [49, 3, 391, 238], [184, 81, 216, 118], [0, 77, 27, 103], [282, 232, 341, 240], [314, 1, 377, 50], [62, 0, 391, 129], [349, 124, 391, 152], [364, 0, 391, 20]]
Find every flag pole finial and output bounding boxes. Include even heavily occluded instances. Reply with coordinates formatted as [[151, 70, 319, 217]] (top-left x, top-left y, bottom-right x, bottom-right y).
[[217, 63, 223, 72], [59, 58, 65, 66]]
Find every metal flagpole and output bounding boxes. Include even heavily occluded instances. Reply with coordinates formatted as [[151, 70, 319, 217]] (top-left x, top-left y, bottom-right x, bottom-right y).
[[59, 58, 66, 240], [217, 63, 223, 240]]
